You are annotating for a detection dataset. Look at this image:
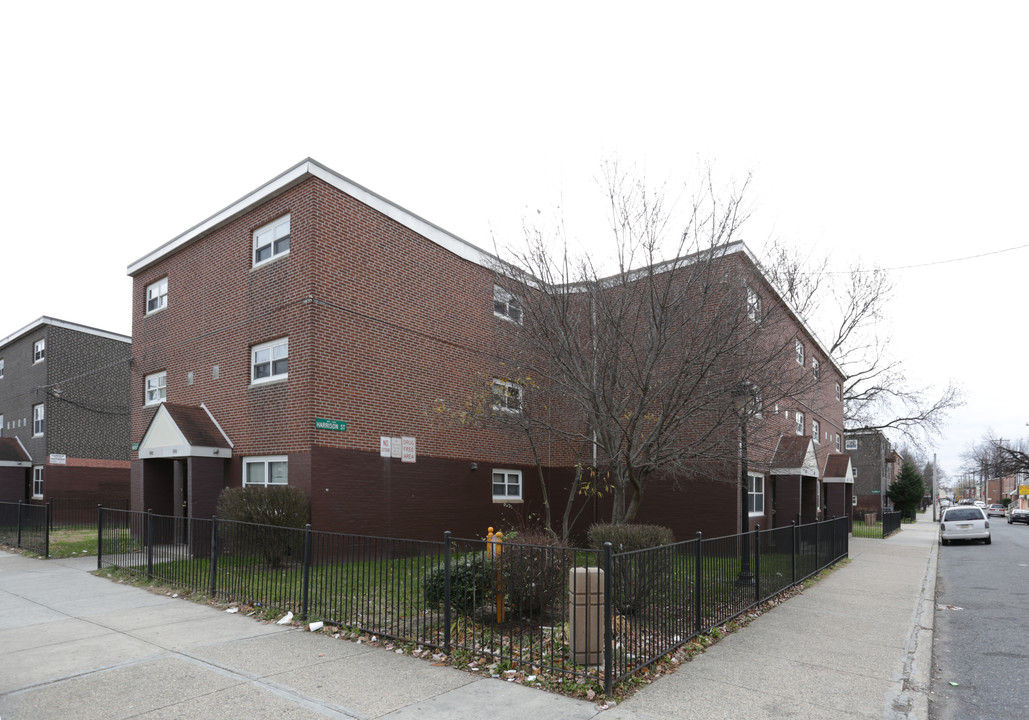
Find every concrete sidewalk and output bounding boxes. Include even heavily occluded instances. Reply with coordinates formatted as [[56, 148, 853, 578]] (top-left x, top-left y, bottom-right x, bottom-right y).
[[0, 514, 937, 719]]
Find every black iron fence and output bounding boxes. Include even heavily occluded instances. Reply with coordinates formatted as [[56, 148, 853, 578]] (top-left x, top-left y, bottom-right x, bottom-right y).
[[0, 501, 49, 556], [97, 509, 848, 692], [48, 498, 129, 531], [882, 511, 902, 537]]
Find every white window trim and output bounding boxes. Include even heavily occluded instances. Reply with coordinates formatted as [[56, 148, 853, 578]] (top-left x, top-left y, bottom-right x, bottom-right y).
[[811, 357, 820, 380], [836, 434, 842, 452], [492, 468, 523, 502], [32, 465, 44, 499], [795, 411, 804, 436], [243, 456, 289, 487], [493, 285, 523, 324], [835, 382, 842, 402], [491, 379, 523, 414], [845, 438, 858, 451], [795, 339, 804, 366], [0, 357, 4, 378], [812, 419, 820, 443], [251, 337, 289, 385], [33, 339, 45, 364], [748, 472, 764, 515], [145, 371, 167, 406], [146, 277, 169, 315], [746, 285, 761, 321], [32, 403, 44, 437], [253, 214, 291, 267]]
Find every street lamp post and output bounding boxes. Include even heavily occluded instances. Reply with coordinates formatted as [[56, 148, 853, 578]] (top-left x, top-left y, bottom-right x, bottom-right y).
[[733, 383, 756, 587]]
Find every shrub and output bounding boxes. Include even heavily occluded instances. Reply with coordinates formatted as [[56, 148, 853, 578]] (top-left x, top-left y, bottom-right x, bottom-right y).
[[498, 528, 570, 618], [423, 554, 495, 613], [216, 486, 309, 569], [586, 523, 675, 615]]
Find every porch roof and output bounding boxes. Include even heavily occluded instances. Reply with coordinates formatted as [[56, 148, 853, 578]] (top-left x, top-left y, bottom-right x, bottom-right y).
[[138, 403, 233, 459], [0, 436, 31, 467], [770, 435, 819, 478], [822, 453, 854, 484]]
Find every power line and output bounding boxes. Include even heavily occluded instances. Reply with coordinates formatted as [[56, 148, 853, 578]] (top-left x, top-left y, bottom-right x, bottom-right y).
[[829, 242, 1029, 275]]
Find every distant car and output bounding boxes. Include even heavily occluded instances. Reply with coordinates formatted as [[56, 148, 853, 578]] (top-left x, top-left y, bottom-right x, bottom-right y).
[[973, 500, 987, 509], [987, 504, 1006, 517], [940, 506, 991, 545], [1008, 506, 1029, 525]]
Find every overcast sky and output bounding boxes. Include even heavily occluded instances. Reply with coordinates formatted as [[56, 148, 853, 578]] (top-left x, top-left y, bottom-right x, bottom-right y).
[[3, 2, 1026, 481]]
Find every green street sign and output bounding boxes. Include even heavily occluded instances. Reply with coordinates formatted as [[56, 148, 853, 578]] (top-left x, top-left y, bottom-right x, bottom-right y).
[[315, 418, 347, 432], [131, 443, 140, 451], [871, 490, 881, 494]]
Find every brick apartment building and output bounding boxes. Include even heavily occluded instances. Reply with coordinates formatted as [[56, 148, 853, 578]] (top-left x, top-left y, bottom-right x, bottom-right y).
[[0, 317, 131, 505], [126, 158, 851, 541], [845, 429, 901, 518]]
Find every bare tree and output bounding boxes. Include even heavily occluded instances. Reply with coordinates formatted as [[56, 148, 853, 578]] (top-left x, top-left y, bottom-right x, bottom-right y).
[[760, 239, 963, 445]]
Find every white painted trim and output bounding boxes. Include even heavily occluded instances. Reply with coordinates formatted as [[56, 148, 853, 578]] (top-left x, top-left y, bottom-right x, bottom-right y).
[[201, 403, 234, 448], [0, 317, 130, 349]]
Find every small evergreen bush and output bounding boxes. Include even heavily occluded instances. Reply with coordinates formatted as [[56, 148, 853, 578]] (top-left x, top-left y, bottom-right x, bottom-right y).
[[423, 554, 495, 613], [215, 486, 309, 569], [586, 523, 675, 615]]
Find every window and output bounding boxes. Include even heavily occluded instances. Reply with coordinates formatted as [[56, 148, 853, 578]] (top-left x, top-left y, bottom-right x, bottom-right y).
[[836, 434, 841, 452], [795, 339, 804, 366], [0, 357, 4, 378], [795, 411, 804, 435], [145, 371, 167, 405], [146, 277, 168, 314], [835, 382, 841, 402], [32, 466, 43, 499], [852, 467, 859, 479], [252, 338, 289, 384], [811, 357, 820, 380], [748, 472, 764, 514], [253, 214, 291, 266], [243, 456, 288, 487], [492, 469, 522, 501], [493, 285, 523, 324], [0, 414, 3, 436], [491, 379, 523, 414], [746, 285, 761, 321], [812, 419, 820, 442], [33, 339, 45, 363], [845, 438, 858, 451], [32, 403, 44, 436]]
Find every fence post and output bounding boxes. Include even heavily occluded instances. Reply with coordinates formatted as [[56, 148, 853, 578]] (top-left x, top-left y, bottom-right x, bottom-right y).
[[96, 504, 103, 570], [146, 509, 154, 580], [694, 531, 703, 635], [44, 501, 50, 558], [443, 531, 452, 653], [17, 500, 24, 548], [603, 541, 613, 697], [791, 520, 797, 585], [47, 499, 53, 533], [209, 516, 219, 598], [815, 517, 822, 570], [301, 523, 312, 621], [753, 525, 761, 604]]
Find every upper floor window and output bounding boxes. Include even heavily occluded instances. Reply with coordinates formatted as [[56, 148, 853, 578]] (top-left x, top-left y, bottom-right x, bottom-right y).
[[845, 438, 858, 451], [32, 403, 45, 436], [836, 434, 842, 452], [146, 277, 168, 314], [145, 371, 167, 405], [491, 379, 523, 414], [243, 456, 288, 487], [33, 339, 45, 363], [492, 469, 523, 502], [748, 472, 765, 514], [0, 357, 4, 378], [253, 215, 291, 266], [32, 466, 43, 499], [252, 337, 289, 384], [795, 339, 804, 366], [812, 419, 820, 443], [746, 285, 761, 321], [795, 411, 804, 435], [811, 357, 820, 380], [493, 285, 523, 324], [835, 382, 842, 402]]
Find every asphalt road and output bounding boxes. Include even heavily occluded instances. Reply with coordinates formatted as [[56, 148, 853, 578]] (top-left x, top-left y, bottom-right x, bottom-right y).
[[930, 515, 1029, 719]]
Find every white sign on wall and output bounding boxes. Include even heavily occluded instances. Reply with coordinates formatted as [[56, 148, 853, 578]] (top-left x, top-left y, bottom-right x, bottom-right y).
[[380, 437, 392, 458], [48, 454, 67, 465], [391, 437, 403, 459], [401, 436, 416, 463]]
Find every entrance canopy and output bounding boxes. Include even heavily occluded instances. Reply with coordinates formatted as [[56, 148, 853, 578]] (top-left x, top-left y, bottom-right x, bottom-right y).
[[770, 435, 819, 477], [138, 403, 233, 459], [822, 453, 854, 484], [0, 436, 31, 467]]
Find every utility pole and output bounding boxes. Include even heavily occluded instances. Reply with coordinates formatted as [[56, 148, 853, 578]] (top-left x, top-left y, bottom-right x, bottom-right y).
[[932, 452, 938, 522]]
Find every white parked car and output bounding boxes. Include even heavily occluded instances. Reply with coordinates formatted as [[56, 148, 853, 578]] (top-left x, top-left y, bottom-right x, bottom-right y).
[[940, 506, 991, 545], [973, 500, 986, 509]]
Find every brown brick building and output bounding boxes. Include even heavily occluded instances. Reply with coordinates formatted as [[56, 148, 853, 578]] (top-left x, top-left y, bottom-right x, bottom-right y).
[[127, 159, 850, 541]]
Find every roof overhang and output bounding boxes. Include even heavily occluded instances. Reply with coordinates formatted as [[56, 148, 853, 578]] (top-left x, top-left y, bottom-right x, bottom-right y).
[[771, 436, 820, 478], [0, 436, 32, 467], [822, 454, 854, 484], [138, 404, 233, 459], [0, 317, 130, 349]]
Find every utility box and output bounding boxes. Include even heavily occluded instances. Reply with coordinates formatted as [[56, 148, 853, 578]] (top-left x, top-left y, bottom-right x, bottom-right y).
[[865, 512, 877, 525], [568, 567, 604, 665]]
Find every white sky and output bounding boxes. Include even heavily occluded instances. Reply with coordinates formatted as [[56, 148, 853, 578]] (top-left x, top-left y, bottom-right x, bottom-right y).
[[3, 1, 1027, 481]]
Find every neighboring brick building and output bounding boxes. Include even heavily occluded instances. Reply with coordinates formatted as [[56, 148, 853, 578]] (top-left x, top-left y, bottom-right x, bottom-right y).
[[0, 317, 131, 505], [127, 158, 850, 542], [845, 429, 901, 519]]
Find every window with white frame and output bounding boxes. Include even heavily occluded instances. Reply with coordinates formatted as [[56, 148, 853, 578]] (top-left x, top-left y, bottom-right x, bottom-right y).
[[243, 456, 288, 487], [0, 357, 4, 378], [492, 469, 522, 501], [852, 467, 859, 479], [812, 357, 820, 380], [835, 382, 841, 401], [491, 379, 523, 414], [748, 472, 765, 514], [145, 371, 167, 405], [493, 285, 523, 324], [795, 411, 804, 435], [32, 466, 43, 498], [33, 339, 45, 363], [795, 339, 804, 366], [836, 434, 841, 452], [845, 438, 858, 451], [32, 403, 44, 436], [146, 277, 168, 314], [252, 338, 289, 384], [0, 414, 4, 436], [253, 215, 291, 266], [746, 285, 761, 321], [812, 419, 820, 442]]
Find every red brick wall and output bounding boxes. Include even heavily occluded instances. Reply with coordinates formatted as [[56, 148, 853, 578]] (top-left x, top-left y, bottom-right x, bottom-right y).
[[0, 467, 29, 503]]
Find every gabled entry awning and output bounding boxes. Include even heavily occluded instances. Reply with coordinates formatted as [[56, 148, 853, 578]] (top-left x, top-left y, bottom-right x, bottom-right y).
[[771, 435, 819, 477], [822, 453, 854, 484], [138, 403, 233, 459], [0, 436, 32, 467]]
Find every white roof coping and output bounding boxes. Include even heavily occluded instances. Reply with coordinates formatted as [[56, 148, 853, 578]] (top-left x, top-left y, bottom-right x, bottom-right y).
[[0, 317, 131, 349]]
